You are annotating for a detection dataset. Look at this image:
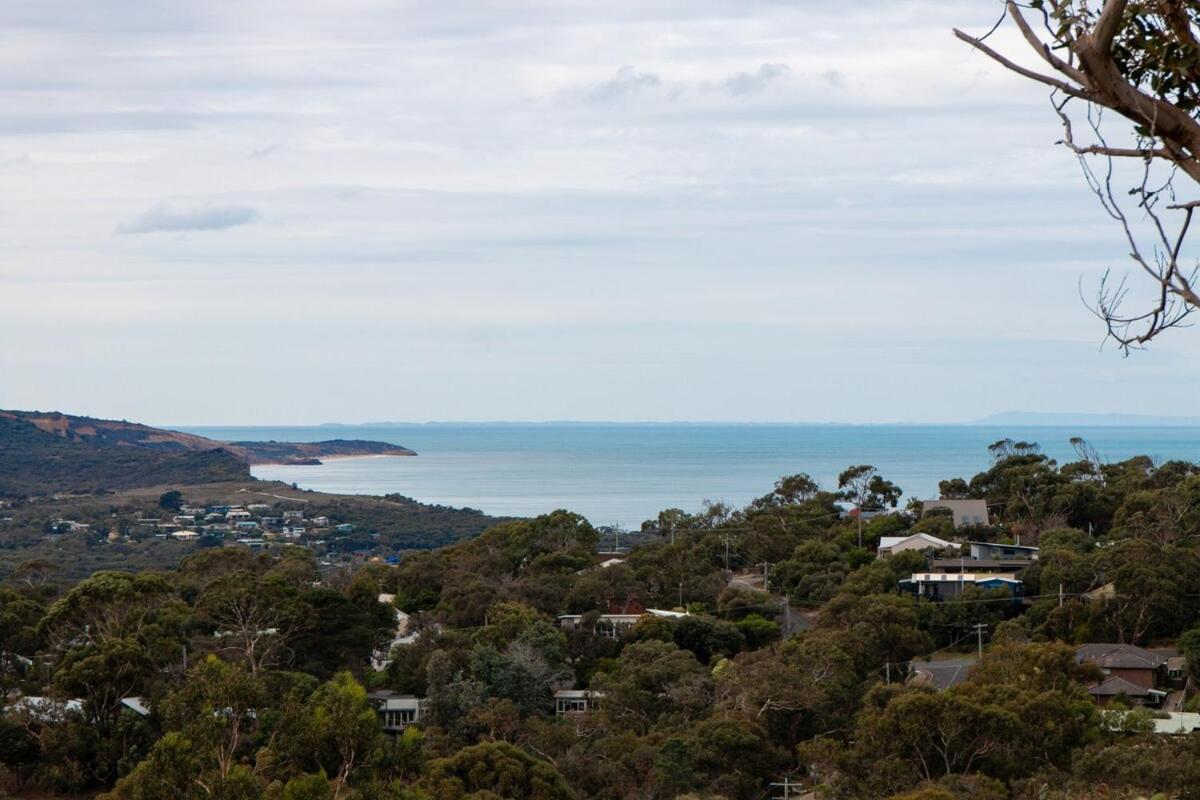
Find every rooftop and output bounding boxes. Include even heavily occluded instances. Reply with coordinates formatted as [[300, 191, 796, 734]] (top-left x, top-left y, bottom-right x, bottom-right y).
[[1077, 643, 1168, 670]]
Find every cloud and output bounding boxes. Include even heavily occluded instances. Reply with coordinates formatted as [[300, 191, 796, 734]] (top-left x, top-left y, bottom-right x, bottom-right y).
[[248, 142, 283, 159], [721, 63, 790, 96], [821, 69, 845, 88], [116, 205, 259, 235], [587, 65, 661, 101]]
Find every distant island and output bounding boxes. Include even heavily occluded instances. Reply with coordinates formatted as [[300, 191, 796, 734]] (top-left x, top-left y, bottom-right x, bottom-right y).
[[969, 411, 1200, 427], [0, 409, 415, 497]]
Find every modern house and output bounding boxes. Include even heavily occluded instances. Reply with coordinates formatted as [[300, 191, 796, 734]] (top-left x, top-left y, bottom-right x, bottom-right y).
[[900, 572, 1022, 601], [367, 691, 425, 733], [922, 499, 990, 528], [968, 541, 1039, 562], [877, 533, 955, 557], [930, 543, 1039, 574], [1077, 644, 1171, 707], [554, 689, 603, 716]]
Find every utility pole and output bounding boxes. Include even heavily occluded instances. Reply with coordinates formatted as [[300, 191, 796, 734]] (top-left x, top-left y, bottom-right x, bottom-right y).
[[769, 776, 799, 800], [757, 561, 772, 591], [1059, 583, 1064, 608], [885, 661, 891, 686], [973, 622, 987, 661], [721, 534, 735, 575]]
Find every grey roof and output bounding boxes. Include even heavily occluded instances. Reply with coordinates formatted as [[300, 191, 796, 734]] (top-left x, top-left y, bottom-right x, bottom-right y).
[[1077, 643, 1168, 670], [1088, 675, 1150, 697]]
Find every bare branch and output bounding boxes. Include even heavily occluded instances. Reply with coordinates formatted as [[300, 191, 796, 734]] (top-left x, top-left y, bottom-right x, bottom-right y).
[[952, 28, 1092, 99]]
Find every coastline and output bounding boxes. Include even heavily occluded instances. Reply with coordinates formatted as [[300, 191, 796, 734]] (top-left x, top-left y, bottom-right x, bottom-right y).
[[250, 452, 417, 467]]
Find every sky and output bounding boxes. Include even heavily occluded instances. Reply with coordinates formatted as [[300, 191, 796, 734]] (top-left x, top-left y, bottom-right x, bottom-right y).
[[1, 0, 1199, 425]]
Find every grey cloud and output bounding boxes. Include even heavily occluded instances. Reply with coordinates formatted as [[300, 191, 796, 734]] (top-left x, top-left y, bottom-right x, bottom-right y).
[[249, 143, 283, 159], [587, 65, 661, 101], [721, 63, 789, 96], [116, 205, 259, 235], [821, 69, 845, 87]]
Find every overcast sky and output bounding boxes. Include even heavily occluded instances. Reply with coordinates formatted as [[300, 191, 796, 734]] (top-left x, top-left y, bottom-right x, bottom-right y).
[[1, 1, 1198, 425]]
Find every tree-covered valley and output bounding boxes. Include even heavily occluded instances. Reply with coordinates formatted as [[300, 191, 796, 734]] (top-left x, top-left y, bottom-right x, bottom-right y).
[[4, 440, 1200, 799]]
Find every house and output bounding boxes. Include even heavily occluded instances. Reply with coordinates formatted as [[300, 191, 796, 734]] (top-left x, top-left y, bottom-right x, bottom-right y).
[[558, 603, 688, 638], [900, 572, 1022, 601], [283, 510, 305, 520], [4, 696, 148, 723], [173, 515, 196, 525], [235, 538, 266, 550], [1077, 643, 1170, 706], [968, 541, 1039, 562], [246, 504, 271, 512], [1153, 712, 1200, 735], [1088, 675, 1158, 707], [235, 521, 259, 531], [367, 691, 425, 733], [877, 533, 955, 557], [121, 697, 151, 717], [180, 506, 206, 516], [335, 523, 355, 533], [922, 499, 990, 528], [171, 531, 200, 541], [554, 689, 603, 716], [311, 516, 330, 527]]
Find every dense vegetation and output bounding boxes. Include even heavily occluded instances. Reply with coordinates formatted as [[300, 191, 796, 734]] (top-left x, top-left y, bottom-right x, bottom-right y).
[[3, 439, 1200, 799], [0, 414, 249, 497]]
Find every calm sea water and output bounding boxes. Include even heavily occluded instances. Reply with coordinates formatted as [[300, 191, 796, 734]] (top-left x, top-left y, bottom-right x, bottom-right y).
[[181, 424, 1200, 529]]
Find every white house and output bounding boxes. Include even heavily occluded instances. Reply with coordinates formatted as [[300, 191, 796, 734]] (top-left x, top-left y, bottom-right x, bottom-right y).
[[554, 689, 603, 716], [877, 533, 955, 557], [367, 691, 425, 732], [557, 608, 687, 639]]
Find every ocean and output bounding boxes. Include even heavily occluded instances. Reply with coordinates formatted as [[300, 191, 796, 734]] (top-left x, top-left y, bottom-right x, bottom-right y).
[[181, 424, 1200, 530]]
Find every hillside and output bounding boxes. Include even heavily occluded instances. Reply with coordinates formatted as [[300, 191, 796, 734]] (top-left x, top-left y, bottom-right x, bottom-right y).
[[0, 413, 249, 497], [0, 410, 415, 497]]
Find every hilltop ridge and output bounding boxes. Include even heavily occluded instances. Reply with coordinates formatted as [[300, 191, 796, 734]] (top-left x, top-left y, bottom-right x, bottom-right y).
[[0, 409, 415, 497]]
